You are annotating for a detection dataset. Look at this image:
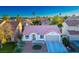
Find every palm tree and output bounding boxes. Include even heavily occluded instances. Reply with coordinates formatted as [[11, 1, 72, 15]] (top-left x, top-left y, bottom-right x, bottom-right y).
[[32, 11, 35, 18], [16, 15, 20, 21], [26, 16, 28, 19], [59, 13, 62, 16]]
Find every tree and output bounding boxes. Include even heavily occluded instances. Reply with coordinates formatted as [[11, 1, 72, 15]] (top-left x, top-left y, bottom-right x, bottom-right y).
[[62, 37, 70, 47], [16, 17, 23, 33], [0, 19, 14, 48], [16, 15, 23, 23], [2, 15, 9, 21], [18, 34, 22, 40], [48, 17, 51, 21], [2, 21, 14, 42], [0, 26, 6, 48], [16, 15, 23, 22], [26, 16, 28, 19], [32, 11, 35, 17], [16, 15, 19, 22], [53, 16, 64, 25], [58, 24, 63, 27], [64, 16, 68, 20], [59, 13, 61, 16], [32, 19, 41, 25]]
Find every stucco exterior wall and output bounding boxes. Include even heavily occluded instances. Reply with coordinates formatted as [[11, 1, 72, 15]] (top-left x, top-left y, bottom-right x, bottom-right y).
[[62, 22, 79, 34], [68, 26, 79, 31], [22, 33, 45, 41], [62, 22, 69, 35], [22, 32, 61, 42]]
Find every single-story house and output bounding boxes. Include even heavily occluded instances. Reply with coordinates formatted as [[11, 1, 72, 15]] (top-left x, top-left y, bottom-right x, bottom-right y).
[[22, 25, 68, 52], [25, 19, 32, 25], [22, 25, 61, 42]]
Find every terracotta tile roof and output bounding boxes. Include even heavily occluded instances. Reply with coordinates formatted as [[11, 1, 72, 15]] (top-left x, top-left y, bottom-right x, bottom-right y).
[[40, 17, 48, 21], [68, 30, 79, 35], [26, 19, 32, 24], [23, 25, 61, 35]]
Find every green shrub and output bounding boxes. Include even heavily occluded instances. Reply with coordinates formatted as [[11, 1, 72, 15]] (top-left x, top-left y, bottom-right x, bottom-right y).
[[58, 24, 62, 27], [62, 37, 70, 47], [32, 44, 42, 50], [15, 47, 22, 53]]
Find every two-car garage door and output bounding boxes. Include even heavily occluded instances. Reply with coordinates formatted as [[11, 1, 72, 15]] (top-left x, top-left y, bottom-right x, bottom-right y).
[[46, 35, 60, 42], [45, 32, 67, 52], [45, 32, 61, 42]]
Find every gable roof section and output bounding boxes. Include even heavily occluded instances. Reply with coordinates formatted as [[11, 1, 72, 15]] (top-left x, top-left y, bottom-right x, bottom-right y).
[[67, 16, 79, 20], [68, 30, 79, 35], [9, 21, 19, 32], [66, 20, 79, 26], [23, 25, 61, 35]]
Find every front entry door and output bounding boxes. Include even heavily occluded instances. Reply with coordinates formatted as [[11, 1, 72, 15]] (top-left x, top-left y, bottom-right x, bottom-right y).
[[32, 34, 36, 40]]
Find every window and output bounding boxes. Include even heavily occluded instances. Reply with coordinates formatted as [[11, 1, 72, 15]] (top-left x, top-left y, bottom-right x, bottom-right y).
[[25, 35, 29, 39], [40, 35, 44, 39]]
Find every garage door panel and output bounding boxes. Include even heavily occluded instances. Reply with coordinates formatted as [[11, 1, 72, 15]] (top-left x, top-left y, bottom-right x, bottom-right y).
[[46, 35, 60, 41]]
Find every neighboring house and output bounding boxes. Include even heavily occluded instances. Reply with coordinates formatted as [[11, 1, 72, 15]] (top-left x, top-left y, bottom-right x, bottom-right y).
[[22, 19, 32, 30], [26, 19, 32, 25], [22, 25, 61, 42], [62, 16, 79, 40], [40, 17, 51, 25], [0, 20, 19, 41], [25, 17, 51, 25], [9, 20, 19, 41], [10, 20, 19, 33]]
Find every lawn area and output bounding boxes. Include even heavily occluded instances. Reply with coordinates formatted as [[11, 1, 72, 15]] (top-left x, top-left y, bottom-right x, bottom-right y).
[[0, 42, 16, 53]]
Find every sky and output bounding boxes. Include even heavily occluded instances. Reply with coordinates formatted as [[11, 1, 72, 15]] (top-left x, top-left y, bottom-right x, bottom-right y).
[[0, 6, 79, 17]]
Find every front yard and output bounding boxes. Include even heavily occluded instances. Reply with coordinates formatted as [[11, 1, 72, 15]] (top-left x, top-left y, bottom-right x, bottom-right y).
[[22, 41, 48, 53], [0, 42, 16, 53]]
